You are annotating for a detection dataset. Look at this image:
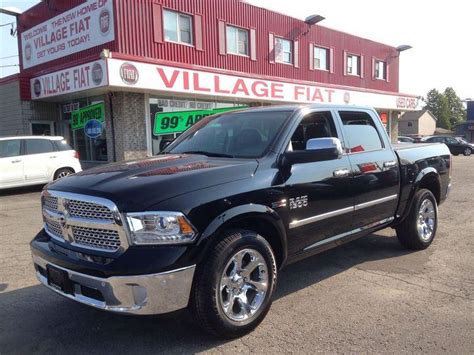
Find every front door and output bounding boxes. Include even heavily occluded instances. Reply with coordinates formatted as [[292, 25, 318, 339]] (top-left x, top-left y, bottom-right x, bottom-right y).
[[0, 139, 24, 187], [280, 110, 354, 256], [336, 109, 400, 228]]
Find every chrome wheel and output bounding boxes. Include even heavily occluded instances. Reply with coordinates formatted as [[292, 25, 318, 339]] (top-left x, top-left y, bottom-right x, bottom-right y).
[[417, 199, 436, 242], [219, 248, 269, 322], [464, 148, 472, 156], [57, 170, 72, 179]]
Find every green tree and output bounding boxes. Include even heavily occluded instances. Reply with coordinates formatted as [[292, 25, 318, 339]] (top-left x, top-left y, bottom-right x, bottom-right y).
[[437, 95, 451, 129], [424, 89, 451, 129], [444, 87, 467, 126]]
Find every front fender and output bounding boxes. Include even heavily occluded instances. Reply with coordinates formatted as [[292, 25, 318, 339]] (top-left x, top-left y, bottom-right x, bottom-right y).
[[198, 204, 288, 265]]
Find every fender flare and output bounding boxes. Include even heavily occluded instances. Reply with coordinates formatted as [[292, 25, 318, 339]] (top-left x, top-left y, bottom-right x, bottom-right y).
[[398, 167, 440, 223], [414, 167, 439, 186], [198, 204, 288, 266]]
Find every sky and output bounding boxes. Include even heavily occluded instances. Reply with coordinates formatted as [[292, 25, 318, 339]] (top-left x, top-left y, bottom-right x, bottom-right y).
[[1, 0, 472, 100]]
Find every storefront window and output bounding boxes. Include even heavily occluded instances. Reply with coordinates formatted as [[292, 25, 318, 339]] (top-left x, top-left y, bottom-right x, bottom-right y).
[[149, 97, 246, 155], [61, 96, 108, 162]]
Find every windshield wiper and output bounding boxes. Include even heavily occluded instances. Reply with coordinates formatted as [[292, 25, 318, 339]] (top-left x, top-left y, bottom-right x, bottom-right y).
[[179, 151, 235, 158]]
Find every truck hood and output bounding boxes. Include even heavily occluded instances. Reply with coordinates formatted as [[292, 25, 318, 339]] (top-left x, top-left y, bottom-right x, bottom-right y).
[[47, 154, 258, 211]]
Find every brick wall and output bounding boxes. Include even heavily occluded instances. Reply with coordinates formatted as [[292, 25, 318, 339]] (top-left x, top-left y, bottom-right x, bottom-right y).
[[0, 80, 25, 137], [107, 92, 147, 162], [0, 78, 60, 137]]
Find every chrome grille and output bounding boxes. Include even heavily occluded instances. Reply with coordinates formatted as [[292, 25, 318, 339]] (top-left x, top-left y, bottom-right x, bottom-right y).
[[45, 220, 63, 239], [72, 226, 121, 251], [42, 191, 127, 253], [67, 200, 114, 221], [43, 196, 58, 211]]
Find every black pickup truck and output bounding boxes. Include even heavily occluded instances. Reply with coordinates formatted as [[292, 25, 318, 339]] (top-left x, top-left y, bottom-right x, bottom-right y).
[[31, 105, 451, 338]]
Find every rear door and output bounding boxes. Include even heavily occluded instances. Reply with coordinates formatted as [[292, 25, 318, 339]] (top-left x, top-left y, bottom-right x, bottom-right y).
[[282, 109, 354, 255], [0, 139, 24, 187], [23, 139, 56, 182], [336, 109, 400, 228]]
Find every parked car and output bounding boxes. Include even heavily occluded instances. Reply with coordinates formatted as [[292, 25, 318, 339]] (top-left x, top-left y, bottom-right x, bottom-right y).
[[423, 135, 473, 156], [0, 136, 82, 189], [397, 136, 415, 143], [31, 105, 451, 338]]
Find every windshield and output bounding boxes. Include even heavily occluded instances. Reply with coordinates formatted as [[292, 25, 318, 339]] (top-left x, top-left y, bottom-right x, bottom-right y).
[[165, 110, 292, 158]]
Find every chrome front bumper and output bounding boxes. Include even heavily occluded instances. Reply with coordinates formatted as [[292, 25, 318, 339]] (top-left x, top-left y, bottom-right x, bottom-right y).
[[33, 255, 195, 315]]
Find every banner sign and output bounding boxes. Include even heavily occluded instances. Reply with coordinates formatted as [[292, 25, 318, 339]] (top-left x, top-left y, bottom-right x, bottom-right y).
[[62, 102, 80, 113], [21, 0, 115, 69], [30, 60, 107, 99], [71, 102, 105, 130], [154, 107, 246, 135], [107, 59, 421, 111]]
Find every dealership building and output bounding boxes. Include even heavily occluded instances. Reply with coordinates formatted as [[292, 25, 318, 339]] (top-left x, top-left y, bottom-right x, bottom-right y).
[[0, 0, 421, 167]]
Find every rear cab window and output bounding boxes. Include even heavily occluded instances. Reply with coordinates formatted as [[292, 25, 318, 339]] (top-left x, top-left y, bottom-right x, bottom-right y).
[[0, 139, 21, 158], [25, 139, 54, 155], [338, 111, 384, 153]]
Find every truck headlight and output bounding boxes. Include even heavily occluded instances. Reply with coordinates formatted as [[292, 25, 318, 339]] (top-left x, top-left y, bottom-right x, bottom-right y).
[[125, 212, 197, 245]]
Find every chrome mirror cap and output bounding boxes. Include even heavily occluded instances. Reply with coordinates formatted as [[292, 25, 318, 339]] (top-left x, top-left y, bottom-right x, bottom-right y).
[[306, 137, 343, 158]]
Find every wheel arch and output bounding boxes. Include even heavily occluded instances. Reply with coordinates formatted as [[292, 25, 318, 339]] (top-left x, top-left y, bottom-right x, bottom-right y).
[[52, 166, 76, 180], [414, 168, 441, 204], [396, 168, 441, 225], [199, 204, 288, 269]]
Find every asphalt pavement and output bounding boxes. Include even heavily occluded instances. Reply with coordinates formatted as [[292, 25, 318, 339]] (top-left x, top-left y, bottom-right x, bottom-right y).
[[0, 156, 473, 353]]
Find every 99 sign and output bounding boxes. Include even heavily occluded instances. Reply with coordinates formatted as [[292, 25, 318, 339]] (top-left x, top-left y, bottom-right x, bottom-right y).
[[161, 116, 181, 130]]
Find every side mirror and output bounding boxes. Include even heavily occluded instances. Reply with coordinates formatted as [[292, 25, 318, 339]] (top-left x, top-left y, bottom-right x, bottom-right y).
[[281, 137, 343, 166]]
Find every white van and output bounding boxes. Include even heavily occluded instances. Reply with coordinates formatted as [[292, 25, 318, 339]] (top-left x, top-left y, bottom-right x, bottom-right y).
[[0, 136, 82, 189]]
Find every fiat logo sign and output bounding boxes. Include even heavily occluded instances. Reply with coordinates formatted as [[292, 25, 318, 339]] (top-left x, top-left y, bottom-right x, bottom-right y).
[[91, 62, 104, 85], [25, 43, 32, 61], [120, 63, 139, 85], [343, 91, 351, 104], [99, 9, 111, 35], [33, 79, 41, 97]]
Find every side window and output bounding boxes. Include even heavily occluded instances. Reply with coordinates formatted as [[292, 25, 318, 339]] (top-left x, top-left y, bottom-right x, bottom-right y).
[[339, 111, 383, 153], [54, 140, 73, 151], [445, 137, 457, 144], [25, 139, 53, 155], [288, 111, 338, 151], [0, 139, 21, 158]]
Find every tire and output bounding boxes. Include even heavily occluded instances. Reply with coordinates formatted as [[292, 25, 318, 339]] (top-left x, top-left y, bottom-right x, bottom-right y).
[[191, 229, 277, 338], [396, 188, 438, 250], [54, 168, 74, 180], [463, 148, 472, 156]]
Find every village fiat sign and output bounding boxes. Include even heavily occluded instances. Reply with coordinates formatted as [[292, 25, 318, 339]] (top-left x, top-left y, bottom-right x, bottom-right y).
[[21, 0, 115, 69], [30, 60, 107, 99]]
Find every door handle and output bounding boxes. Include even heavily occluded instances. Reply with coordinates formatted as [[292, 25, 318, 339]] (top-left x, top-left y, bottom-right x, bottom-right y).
[[11, 159, 22, 163], [49, 155, 57, 159], [333, 168, 350, 178], [383, 161, 397, 168]]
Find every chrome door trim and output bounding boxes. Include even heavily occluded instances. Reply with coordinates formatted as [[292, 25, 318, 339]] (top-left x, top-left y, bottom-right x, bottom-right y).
[[289, 206, 354, 229], [289, 194, 398, 230], [303, 217, 394, 251], [354, 194, 398, 211]]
